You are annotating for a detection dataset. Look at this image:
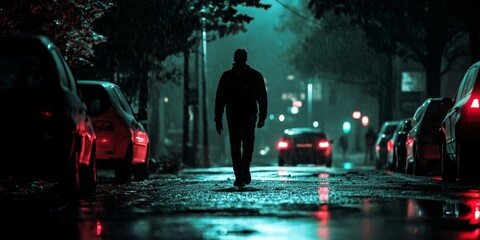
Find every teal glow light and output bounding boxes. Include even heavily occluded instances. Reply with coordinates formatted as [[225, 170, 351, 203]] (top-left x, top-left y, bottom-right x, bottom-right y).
[[343, 162, 353, 169], [342, 121, 351, 134]]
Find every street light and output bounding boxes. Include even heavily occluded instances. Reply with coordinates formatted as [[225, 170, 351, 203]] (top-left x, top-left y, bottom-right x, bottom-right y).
[[361, 116, 369, 126], [352, 111, 361, 119], [352, 111, 362, 152]]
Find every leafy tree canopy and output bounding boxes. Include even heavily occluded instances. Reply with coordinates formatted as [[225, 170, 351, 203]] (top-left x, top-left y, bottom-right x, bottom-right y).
[[0, 0, 113, 66]]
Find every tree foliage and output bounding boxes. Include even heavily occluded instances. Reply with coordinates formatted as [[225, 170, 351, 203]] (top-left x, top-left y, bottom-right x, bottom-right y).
[[307, 0, 468, 97], [79, 0, 271, 106], [0, 0, 113, 66]]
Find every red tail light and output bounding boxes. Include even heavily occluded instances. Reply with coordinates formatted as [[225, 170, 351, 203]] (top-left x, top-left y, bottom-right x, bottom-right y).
[[133, 129, 149, 146], [40, 110, 53, 120], [277, 139, 290, 150], [471, 98, 480, 109], [387, 139, 394, 152], [317, 140, 330, 149]]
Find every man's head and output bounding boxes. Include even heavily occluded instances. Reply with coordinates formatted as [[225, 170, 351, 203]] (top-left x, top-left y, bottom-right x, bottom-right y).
[[234, 48, 247, 63]]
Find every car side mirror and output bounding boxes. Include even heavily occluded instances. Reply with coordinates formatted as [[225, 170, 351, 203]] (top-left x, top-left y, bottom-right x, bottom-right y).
[[441, 97, 454, 109], [136, 108, 148, 121]]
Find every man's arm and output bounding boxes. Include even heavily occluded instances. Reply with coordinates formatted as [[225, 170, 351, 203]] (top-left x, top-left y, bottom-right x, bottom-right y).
[[256, 72, 268, 128], [214, 72, 228, 125]]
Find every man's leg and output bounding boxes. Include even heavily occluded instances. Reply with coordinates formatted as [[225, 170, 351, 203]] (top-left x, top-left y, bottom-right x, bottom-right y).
[[241, 124, 255, 184], [228, 121, 244, 187]]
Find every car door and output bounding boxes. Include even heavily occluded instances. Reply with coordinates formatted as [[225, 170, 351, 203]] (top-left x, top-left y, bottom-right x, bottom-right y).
[[443, 66, 477, 157]]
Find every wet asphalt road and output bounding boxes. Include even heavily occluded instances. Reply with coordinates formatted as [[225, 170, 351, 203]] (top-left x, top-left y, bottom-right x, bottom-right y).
[[1, 153, 480, 240]]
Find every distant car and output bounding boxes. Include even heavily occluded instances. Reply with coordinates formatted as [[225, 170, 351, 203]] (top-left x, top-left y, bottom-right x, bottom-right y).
[[389, 118, 413, 173], [441, 60, 480, 182], [405, 98, 449, 176], [0, 35, 97, 195], [78, 80, 150, 183], [375, 120, 400, 170], [276, 127, 333, 167]]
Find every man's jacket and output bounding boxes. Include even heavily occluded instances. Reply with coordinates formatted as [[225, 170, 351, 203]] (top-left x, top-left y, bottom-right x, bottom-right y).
[[214, 63, 268, 125]]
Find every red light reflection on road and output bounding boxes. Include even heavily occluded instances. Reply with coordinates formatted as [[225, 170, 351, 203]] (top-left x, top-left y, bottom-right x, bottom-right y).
[[278, 169, 290, 182], [362, 199, 372, 240], [318, 187, 329, 202], [463, 199, 480, 225], [458, 199, 480, 239], [318, 173, 329, 178], [96, 220, 102, 236], [317, 173, 330, 202], [314, 204, 330, 239]]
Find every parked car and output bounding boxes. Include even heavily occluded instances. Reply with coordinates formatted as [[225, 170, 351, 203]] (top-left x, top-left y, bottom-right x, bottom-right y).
[[405, 98, 449, 176], [0, 35, 97, 195], [276, 127, 333, 167], [78, 80, 150, 182], [375, 120, 400, 170], [389, 118, 413, 173], [440, 60, 480, 182]]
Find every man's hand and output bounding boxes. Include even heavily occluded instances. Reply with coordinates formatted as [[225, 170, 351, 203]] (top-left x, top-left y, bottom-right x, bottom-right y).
[[257, 120, 265, 128], [216, 122, 223, 135]]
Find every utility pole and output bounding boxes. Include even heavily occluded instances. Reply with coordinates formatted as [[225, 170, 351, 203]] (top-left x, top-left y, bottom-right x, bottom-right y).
[[201, 8, 210, 167], [182, 49, 191, 166]]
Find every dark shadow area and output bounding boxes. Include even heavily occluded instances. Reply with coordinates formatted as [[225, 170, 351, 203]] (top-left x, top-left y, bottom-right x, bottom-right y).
[[212, 186, 261, 192]]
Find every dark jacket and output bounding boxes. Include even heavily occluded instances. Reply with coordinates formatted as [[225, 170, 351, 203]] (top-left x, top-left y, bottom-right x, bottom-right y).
[[214, 63, 268, 125]]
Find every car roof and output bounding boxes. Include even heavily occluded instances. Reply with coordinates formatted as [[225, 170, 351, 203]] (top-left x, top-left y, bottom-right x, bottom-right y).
[[0, 34, 54, 46], [283, 127, 326, 135], [78, 80, 119, 89]]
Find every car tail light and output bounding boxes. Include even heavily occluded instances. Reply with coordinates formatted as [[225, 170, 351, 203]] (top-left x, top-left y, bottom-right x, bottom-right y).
[[133, 129, 149, 146], [40, 110, 53, 120], [387, 139, 394, 152], [277, 139, 290, 150], [376, 145, 380, 152], [471, 98, 480, 109], [316, 140, 330, 149]]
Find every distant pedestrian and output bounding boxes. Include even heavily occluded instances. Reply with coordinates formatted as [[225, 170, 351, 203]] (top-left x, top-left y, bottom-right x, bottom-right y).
[[339, 134, 349, 160], [214, 48, 268, 188], [364, 127, 377, 163]]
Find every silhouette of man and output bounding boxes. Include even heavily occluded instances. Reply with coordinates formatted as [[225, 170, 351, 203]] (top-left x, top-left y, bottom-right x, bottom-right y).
[[339, 133, 349, 160], [214, 48, 268, 188], [364, 127, 377, 163]]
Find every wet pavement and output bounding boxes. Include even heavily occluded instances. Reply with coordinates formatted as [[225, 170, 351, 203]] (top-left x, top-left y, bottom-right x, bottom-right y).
[[1, 152, 480, 239]]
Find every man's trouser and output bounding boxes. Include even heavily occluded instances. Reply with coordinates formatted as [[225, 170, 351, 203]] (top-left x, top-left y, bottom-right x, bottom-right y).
[[227, 117, 256, 181]]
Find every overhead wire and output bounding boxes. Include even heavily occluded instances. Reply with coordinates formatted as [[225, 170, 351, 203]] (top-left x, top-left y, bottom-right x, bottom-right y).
[[273, 0, 323, 27]]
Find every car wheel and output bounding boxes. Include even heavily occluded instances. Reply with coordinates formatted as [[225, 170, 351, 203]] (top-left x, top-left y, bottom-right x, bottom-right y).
[[133, 146, 150, 181], [325, 158, 332, 168], [441, 143, 456, 181], [395, 150, 403, 173], [278, 157, 285, 166], [390, 151, 397, 171], [375, 159, 382, 170], [413, 145, 426, 176], [456, 141, 476, 183], [79, 144, 97, 195], [115, 144, 133, 183], [60, 139, 80, 196], [406, 151, 414, 175]]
